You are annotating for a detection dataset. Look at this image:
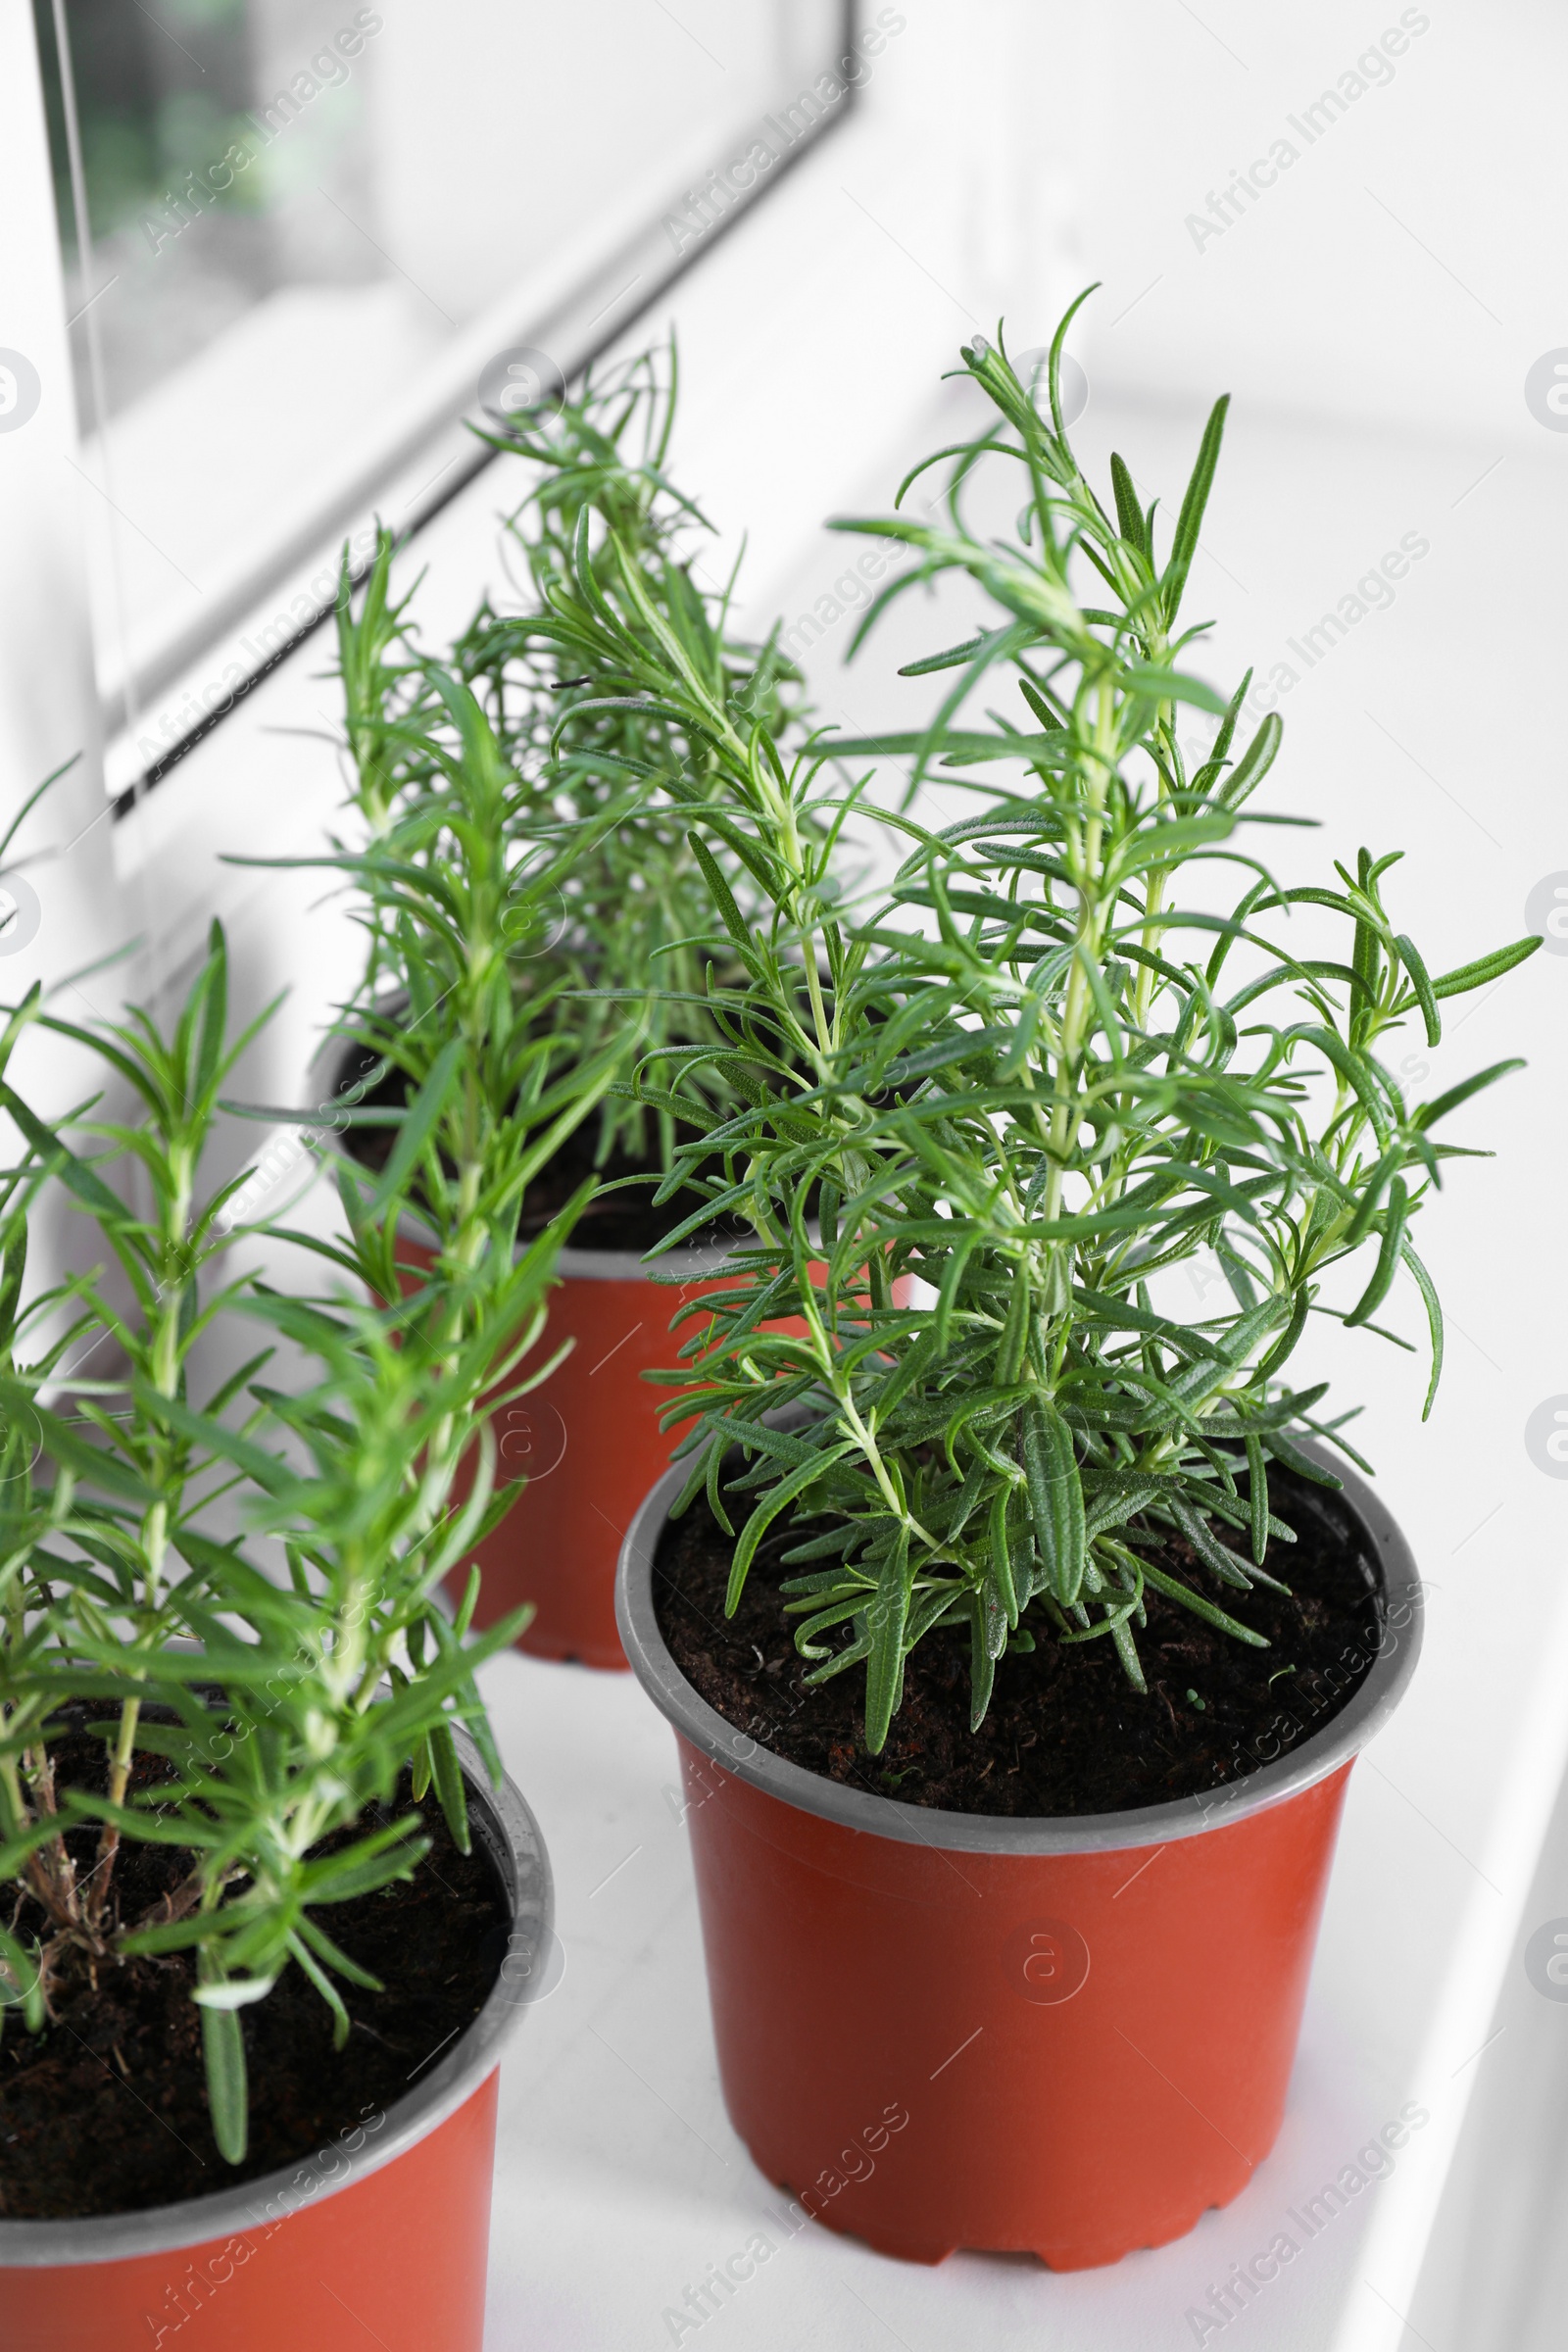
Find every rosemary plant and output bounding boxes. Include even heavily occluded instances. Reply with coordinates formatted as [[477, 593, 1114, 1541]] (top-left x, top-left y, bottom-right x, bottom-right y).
[[0, 924, 584, 2162], [333, 347, 808, 1185], [531, 297, 1538, 1752], [290, 643, 629, 1245]]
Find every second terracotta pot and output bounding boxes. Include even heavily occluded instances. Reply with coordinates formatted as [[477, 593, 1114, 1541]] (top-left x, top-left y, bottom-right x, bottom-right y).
[[401, 1238, 749, 1670], [616, 1447, 1422, 2269], [416, 1238, 846, 1672]]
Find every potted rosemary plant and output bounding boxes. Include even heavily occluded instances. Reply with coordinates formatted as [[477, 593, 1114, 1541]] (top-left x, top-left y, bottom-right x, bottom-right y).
[[326, 350, 808, 1666], [589, 305, 1539, 2266], [0, 926, 565, 2349]]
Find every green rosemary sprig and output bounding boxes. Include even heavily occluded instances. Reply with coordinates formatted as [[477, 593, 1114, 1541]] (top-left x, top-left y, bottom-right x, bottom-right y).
[[526, 296, 1539, 1750]]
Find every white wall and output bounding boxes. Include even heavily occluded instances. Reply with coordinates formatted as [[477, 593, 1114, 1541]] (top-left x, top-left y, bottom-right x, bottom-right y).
[[1064, 0, 1564, 447]]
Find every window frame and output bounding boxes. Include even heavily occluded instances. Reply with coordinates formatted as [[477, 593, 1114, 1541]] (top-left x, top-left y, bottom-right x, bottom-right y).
[[112, 2, 861, 811], [24, 0, 860, 808]]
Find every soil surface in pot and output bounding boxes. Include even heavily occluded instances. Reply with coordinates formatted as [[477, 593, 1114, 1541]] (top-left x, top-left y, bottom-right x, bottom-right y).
[[653, 1467, 1386, 1816], [0, 1748, 509, 2220], [335, 1038, 745, 1254]]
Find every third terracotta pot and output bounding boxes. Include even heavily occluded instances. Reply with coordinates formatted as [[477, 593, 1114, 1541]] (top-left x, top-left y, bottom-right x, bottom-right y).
[[615, 1446, 1422, 2270]]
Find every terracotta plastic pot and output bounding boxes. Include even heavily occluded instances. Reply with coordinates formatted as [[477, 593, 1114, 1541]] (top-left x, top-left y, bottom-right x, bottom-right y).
[[398, 1227, 868, 1673], [0, 1732, 552, 2350], [399, 1233, 753, 1671], [430, 1246, 908, 1672], [616, 1448, 1422, 2270]]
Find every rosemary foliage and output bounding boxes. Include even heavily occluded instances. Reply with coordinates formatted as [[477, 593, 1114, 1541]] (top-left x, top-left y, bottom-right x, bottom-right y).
[[530, 302, 1539, 1751], [335, 346, 808, 1178], [0, 916, 589, 2161]]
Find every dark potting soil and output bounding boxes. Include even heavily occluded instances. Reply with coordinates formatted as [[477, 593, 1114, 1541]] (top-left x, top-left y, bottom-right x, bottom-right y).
[[0, 1744, 509, 2220], [504, 1113, 748, 1254], [334, 1036, 743, 1255], [653, 1466, 1386, 1817]]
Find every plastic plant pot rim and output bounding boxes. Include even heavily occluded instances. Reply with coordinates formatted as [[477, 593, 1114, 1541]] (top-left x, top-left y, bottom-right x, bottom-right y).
[[615, 1437, 1423, 1861], [0, 1728, 551, 2268], [303, 1025, 754, 1285]]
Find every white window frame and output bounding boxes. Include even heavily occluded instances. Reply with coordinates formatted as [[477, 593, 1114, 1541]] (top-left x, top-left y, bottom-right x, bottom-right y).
[[31, 0, 858, 797]]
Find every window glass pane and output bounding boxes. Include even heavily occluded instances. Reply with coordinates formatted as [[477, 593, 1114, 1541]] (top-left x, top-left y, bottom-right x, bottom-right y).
[[35, 0, 847, 753]]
